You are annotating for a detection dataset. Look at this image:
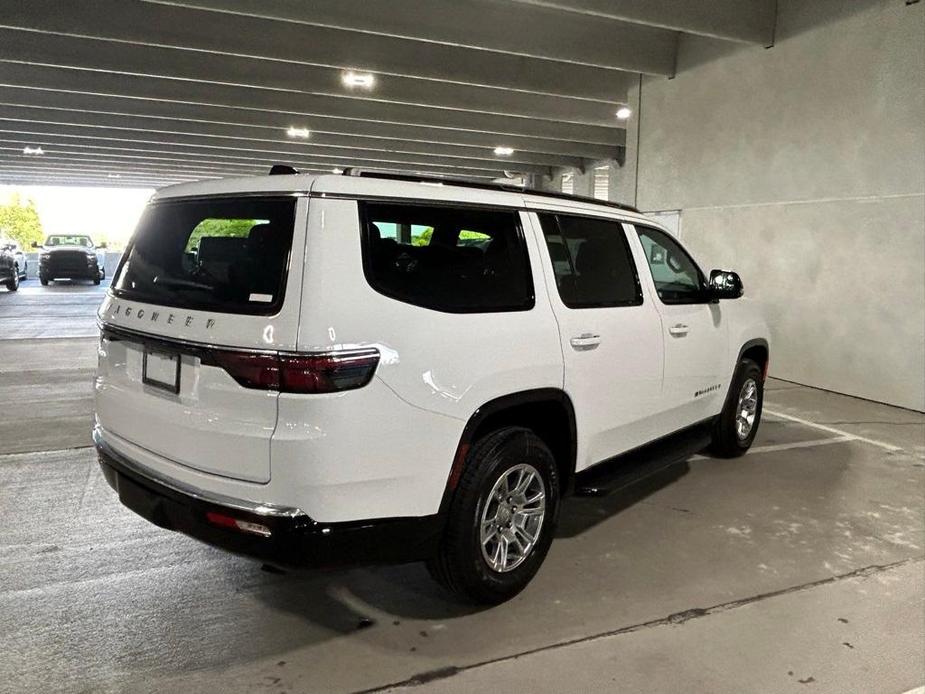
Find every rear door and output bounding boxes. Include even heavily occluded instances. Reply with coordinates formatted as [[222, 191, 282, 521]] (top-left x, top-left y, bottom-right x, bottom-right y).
[[95, 195, 307, 483], [630, 224, 729, 427], [531, 211, 664, 470]]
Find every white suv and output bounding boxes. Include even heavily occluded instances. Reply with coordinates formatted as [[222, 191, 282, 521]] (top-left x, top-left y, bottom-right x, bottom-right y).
[[94, 171, 769, 603]]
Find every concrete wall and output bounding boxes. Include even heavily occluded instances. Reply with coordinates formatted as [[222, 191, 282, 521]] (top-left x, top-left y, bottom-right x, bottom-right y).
[[634, 0, 925, 411]]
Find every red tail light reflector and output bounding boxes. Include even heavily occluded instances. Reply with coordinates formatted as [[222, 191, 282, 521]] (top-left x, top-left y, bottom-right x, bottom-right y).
[[205, 511, 272, 537]]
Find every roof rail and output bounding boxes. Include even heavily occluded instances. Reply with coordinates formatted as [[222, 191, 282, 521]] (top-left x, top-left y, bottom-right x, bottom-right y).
[[338, 168, 640, 214]]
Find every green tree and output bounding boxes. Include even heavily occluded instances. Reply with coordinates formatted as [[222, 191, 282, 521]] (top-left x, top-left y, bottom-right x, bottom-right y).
[[0, 194, 44, 247]]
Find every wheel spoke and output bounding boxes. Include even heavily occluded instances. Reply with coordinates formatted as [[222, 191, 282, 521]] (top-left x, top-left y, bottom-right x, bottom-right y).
[[513, 525, 537, 547]]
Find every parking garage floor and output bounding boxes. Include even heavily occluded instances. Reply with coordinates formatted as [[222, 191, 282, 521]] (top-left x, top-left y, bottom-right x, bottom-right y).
[[1, 281, 923, 694]]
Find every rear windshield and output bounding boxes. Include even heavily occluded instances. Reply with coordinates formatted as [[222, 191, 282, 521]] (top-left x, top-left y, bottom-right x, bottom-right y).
[[112, 197, 296, 316]]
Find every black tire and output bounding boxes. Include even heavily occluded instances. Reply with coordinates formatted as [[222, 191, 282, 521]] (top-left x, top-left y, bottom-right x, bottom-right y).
[[93, 275, 101, 285], [710, 358, 763, 457], [40, 276, 49, 286], [427, 426, 560, 604], [5, 269, 19, 291]]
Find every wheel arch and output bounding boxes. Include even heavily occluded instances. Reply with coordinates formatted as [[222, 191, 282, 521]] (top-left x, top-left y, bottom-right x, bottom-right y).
[[737, 338, 769, 380], [439, 388, 578, 515]]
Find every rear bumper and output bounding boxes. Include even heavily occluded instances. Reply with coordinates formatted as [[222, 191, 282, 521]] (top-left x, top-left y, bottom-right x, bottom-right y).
[[93, 427, 443, 569]]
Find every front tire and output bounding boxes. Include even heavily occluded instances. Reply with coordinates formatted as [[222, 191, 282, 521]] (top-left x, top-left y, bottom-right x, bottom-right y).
[[427, 427, 560, 604], [710, 358, 763, 457], [5, 269, 19, 291], [40, 275, 49, 286]]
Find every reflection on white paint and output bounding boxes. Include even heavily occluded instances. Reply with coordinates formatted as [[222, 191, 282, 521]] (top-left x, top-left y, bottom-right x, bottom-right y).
[[262, 325, 274, 344], [423, 369, 463, 402]]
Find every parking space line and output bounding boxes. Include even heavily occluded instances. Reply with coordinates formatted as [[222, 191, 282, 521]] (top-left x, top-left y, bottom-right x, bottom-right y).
[[746, 435, 855, 455], [764, 408, 903, 453]]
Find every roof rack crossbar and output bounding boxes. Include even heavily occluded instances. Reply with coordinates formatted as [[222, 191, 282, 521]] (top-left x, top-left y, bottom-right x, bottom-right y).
[[338, 168, 640, 214]]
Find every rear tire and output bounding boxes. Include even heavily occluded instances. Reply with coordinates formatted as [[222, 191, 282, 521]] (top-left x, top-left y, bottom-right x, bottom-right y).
[[93, 274, 101, 285], [5, 270, 19, 291], [40, 276, 49, 286], [427, 427, 560, 604], [710, 358, 763, 457]]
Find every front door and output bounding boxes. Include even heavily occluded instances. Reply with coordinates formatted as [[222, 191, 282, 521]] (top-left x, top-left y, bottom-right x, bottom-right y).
[[531, 211, 665, 471], [630, 225, 729, 429]]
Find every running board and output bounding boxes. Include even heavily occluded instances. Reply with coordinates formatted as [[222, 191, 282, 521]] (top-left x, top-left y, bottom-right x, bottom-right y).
[[573, 424, 712, 497]]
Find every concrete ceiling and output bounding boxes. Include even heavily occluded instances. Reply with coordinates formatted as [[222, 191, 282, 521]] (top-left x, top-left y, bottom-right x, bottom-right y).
[[0, 0, 776, 188]]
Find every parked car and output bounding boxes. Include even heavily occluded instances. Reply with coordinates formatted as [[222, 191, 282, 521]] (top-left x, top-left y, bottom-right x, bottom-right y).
[[34, 234, 106, 285], [94, 170, 770, 604], [0, 241, 18, 291], [0, 237, 27, 280]]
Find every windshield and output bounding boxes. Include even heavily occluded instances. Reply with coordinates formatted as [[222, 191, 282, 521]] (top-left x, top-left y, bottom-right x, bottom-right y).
[[111, 196, 296, 316], [47, 235, 93, 247]]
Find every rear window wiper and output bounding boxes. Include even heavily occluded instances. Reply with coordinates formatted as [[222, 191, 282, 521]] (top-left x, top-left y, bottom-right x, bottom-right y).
[[152, 277, 214, 292]]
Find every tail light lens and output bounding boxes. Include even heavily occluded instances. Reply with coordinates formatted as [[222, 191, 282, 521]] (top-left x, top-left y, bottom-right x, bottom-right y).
[[211, 348, 380, 394]]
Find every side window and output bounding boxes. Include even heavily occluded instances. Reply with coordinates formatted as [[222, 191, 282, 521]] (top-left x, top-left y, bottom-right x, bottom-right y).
[[635, 226, 705, 304], [538, 213, 642, 309], [361, 202, 533, 313]]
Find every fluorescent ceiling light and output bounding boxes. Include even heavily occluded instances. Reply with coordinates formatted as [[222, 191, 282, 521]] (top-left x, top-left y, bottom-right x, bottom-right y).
[[332, 168, 344, 174], [286, 126, 310, 139], [493, 146, 515, 156], [342, 71, 375, 88], [107, 173, 122, 179], [22, 146, 44, 156], [615, 107, 632, 120]]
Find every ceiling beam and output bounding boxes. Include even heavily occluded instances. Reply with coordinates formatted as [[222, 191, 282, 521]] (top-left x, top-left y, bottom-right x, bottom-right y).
[[0, 86, 623, 160], [0, 154, 256, 177], [2, 0, 671, 103], [145, 0, 678, 73], [507, 0, 777, 45], [0, 106, 588, 170], [0, 123, 554, 176], [0, 135, 519, 180], [0, 28, 628, 127], [0, 62, 620, 147]]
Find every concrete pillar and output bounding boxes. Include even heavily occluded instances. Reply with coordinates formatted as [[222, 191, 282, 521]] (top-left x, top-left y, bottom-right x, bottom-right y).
[[610, 76, 641, 207]]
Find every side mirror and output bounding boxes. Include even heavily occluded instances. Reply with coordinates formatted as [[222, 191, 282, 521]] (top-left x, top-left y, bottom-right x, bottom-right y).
[[709, 269, 744, 300], [31, 241, 40, 249], [98, 242, 108, 249]]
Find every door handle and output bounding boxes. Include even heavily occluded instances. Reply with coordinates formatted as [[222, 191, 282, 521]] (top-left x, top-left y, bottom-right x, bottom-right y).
[[570, 333, 601, 350], [668, 323, 689, 337]]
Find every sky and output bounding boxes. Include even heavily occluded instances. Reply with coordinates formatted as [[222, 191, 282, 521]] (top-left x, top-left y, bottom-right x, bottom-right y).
[[0, 185, 154, 247]]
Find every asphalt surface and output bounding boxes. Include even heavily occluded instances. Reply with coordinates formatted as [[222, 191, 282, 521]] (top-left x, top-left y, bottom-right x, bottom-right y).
[[0, 279, 923, 694]]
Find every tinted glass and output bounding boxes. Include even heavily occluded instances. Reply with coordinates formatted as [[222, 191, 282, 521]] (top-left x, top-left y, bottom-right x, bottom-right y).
[[636, 226, 704, 303], [538, 213, 641, 308], [361, 202, 533, 313], [112, 197, 296, 315]]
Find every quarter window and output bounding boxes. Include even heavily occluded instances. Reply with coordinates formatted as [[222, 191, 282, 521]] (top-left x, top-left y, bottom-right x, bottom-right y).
[[538, 213, 642, 309], [361, 202, 533, 313], [635, 226, 705, 304]]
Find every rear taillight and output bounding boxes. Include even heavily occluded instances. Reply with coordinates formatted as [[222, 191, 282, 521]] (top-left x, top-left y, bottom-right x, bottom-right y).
[[211, 348, 380, 394], [212, 351, 280, 389], [205, 511, 271, 537]]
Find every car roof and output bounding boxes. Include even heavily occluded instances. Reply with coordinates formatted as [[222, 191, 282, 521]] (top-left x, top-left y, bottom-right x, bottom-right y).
[[152, 173, 654, 225]]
